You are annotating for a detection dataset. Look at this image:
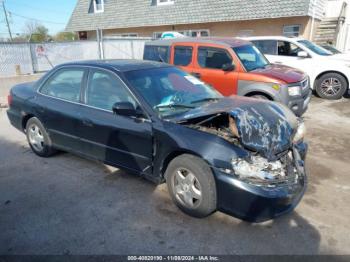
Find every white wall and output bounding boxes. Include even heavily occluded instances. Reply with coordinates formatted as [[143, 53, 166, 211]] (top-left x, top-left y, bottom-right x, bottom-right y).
[[323, 0, 350, 52]]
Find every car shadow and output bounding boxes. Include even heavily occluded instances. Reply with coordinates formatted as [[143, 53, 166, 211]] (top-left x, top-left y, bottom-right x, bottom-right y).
[[0, 135, 325, 255]]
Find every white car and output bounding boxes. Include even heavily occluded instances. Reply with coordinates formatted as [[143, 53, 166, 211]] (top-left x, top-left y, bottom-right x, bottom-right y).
[[245, 36, 350, 100]]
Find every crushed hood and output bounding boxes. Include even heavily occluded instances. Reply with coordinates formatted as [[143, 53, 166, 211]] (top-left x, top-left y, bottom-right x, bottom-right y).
[[173, 96, 298, 160]]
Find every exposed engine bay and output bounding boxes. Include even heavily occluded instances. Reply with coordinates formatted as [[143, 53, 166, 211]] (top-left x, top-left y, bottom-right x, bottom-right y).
[[184, 112, 300, 187], [185, 113, 241, 145]]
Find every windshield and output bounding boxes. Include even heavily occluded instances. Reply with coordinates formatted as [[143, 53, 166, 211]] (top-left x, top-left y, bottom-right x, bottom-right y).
[[322, 45, 341, 54], [233, 44, 270, 71], [297, 40, 333, 56], [124, 67, 222, 118]]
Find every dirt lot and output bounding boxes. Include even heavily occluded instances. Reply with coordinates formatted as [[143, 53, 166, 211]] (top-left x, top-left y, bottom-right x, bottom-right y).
[[0, 75, 350, 255]]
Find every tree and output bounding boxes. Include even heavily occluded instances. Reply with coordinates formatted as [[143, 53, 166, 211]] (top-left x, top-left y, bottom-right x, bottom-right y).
[[53, 31, 77, 42], [24, 21, 50, 42]]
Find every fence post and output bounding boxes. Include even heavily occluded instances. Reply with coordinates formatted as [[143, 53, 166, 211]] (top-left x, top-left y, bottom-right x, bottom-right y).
[[130, 39, 135, 59], [96, 29, 104, 60], [29, 43, 36, 74]]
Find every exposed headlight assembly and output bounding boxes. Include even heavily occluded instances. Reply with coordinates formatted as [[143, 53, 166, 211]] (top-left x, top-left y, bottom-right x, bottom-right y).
[[231, 155, 286, 183], [293, 121, 306, 143], [288, 86, 301, 96]]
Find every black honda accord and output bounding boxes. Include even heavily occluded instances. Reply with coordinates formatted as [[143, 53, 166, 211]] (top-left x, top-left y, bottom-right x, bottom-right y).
[[7, 60, 307, 222]]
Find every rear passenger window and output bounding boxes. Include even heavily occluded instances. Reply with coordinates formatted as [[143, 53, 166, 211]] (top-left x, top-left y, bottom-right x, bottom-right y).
[[143, 45, 170, 63], [198, 47, 233, 69], [174, 46, 193, 66], [252, 40, 277, 55], [40, 69, 85, 102]]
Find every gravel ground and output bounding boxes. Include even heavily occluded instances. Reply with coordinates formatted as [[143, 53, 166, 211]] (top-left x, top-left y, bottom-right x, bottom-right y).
[[0, 75, 349, 255]]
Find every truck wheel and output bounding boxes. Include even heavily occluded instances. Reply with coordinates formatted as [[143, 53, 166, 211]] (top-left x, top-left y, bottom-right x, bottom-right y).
[[165, 154, 217, 218], [316, 73, 347, 100], [26, 117, 56, 157]]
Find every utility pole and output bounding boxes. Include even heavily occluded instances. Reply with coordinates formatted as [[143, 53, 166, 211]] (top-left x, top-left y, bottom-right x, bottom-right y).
[[1, 0, 13, 41]]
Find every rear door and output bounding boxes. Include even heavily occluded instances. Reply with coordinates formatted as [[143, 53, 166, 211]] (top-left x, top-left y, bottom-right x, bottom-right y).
[[192, 45, 239, 96], [170, 44, 195, 75], [78, 68, 153, 174], [36, 67, 87, 152]]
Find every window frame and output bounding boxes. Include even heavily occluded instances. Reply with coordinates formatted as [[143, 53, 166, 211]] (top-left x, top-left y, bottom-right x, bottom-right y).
[[38, 67, 87, 104], [83, 68, 139, 113], [173, 45, 193, 67], [197, 46, 234, 71], [93, 0, 104, 13], [143, 45, 170, 63], [37, 65, 150, 120], [283, 24, 301, 37], [252, 40, 278, 55], [277, 40, 303, 57], [157, 0, 174, 6]]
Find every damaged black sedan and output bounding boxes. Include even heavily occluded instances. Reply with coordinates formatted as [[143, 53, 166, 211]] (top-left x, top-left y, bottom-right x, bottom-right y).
[[7, 60, 307, 222]]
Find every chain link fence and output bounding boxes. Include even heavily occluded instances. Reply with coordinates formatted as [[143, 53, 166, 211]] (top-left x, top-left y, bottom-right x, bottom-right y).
[[0, 37, 151, 78]]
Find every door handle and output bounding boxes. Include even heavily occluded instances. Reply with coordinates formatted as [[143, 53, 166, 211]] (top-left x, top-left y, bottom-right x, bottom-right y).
[[82, 118, 93, 127], [274, 61, 283, 64], [191, 72, 201, 79]]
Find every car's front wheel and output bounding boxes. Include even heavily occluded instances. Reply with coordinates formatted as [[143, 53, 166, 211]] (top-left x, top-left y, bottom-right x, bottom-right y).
[[26, 117, 56, 157], [165, 154, 217, 218], [315, 73, 348, 100]]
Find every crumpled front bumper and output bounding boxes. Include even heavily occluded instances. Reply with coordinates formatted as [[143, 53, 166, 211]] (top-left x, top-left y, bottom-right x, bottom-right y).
[[213, 143, 308, 222]]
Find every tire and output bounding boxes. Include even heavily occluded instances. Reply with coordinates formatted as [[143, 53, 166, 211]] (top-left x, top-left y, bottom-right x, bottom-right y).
[[25, 117, 56, 157], [165, 154, 217, 218], [315, 73, 348, 100]]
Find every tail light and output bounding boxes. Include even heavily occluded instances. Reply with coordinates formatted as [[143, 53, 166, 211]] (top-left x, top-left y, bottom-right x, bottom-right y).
[[7, 94, 13, 107]]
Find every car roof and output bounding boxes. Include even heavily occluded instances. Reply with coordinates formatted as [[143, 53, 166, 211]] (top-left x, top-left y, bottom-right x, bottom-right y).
[[60, 59, 171, 72], [146, 37, 251, 48], [244, 36, 305, 42]]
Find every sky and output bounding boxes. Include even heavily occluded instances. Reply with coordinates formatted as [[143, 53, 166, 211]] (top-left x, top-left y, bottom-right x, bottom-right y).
[[0, 0, 78, 38]]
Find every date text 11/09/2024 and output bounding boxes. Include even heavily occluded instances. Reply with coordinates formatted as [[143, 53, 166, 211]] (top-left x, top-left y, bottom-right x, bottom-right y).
[[127, 256, 219, 261]]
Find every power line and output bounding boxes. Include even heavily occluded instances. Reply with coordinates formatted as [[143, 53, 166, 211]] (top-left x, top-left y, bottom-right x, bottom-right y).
[[8, 10, 67, 25]]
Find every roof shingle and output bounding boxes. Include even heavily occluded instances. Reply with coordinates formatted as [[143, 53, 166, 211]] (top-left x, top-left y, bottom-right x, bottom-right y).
[[66, 0, 325, 32]]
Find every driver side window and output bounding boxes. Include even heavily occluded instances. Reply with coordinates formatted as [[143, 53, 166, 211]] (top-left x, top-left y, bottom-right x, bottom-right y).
[[278, 41, 302, 57], [85, 69, 137, 111]]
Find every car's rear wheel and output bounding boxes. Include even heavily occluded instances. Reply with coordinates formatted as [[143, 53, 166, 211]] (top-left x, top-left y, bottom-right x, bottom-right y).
[[26, 117, 56, 157], [315, 73, 348, 100], [165, 154, 217, 218]]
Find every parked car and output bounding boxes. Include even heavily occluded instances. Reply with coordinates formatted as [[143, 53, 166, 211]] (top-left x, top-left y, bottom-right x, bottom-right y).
[[246, 36, 350, 100], [7, 60, 308, 222], [143, 38, 311, 117]]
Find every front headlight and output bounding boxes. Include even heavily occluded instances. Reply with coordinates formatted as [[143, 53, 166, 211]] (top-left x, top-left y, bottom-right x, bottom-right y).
[[288, 86, 301, 96], [293, 121, 306, 143], [231, 156, 285, 182]]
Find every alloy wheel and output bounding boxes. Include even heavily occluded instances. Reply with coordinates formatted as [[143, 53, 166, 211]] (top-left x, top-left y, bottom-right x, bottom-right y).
[[28, 124, 45, 152], [173, 168, 202, 209], [320, 77, 342, 96]]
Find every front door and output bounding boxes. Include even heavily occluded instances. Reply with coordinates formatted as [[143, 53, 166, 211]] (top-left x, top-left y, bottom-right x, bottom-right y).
[[193, 46, 239, 96], [78, 68, 153, 174]]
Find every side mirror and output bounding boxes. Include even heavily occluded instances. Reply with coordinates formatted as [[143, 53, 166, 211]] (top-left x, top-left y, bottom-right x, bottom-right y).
[[297, 51, 309, 58], [222, 63, 235, 71], [112, 102, 138, 117]]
